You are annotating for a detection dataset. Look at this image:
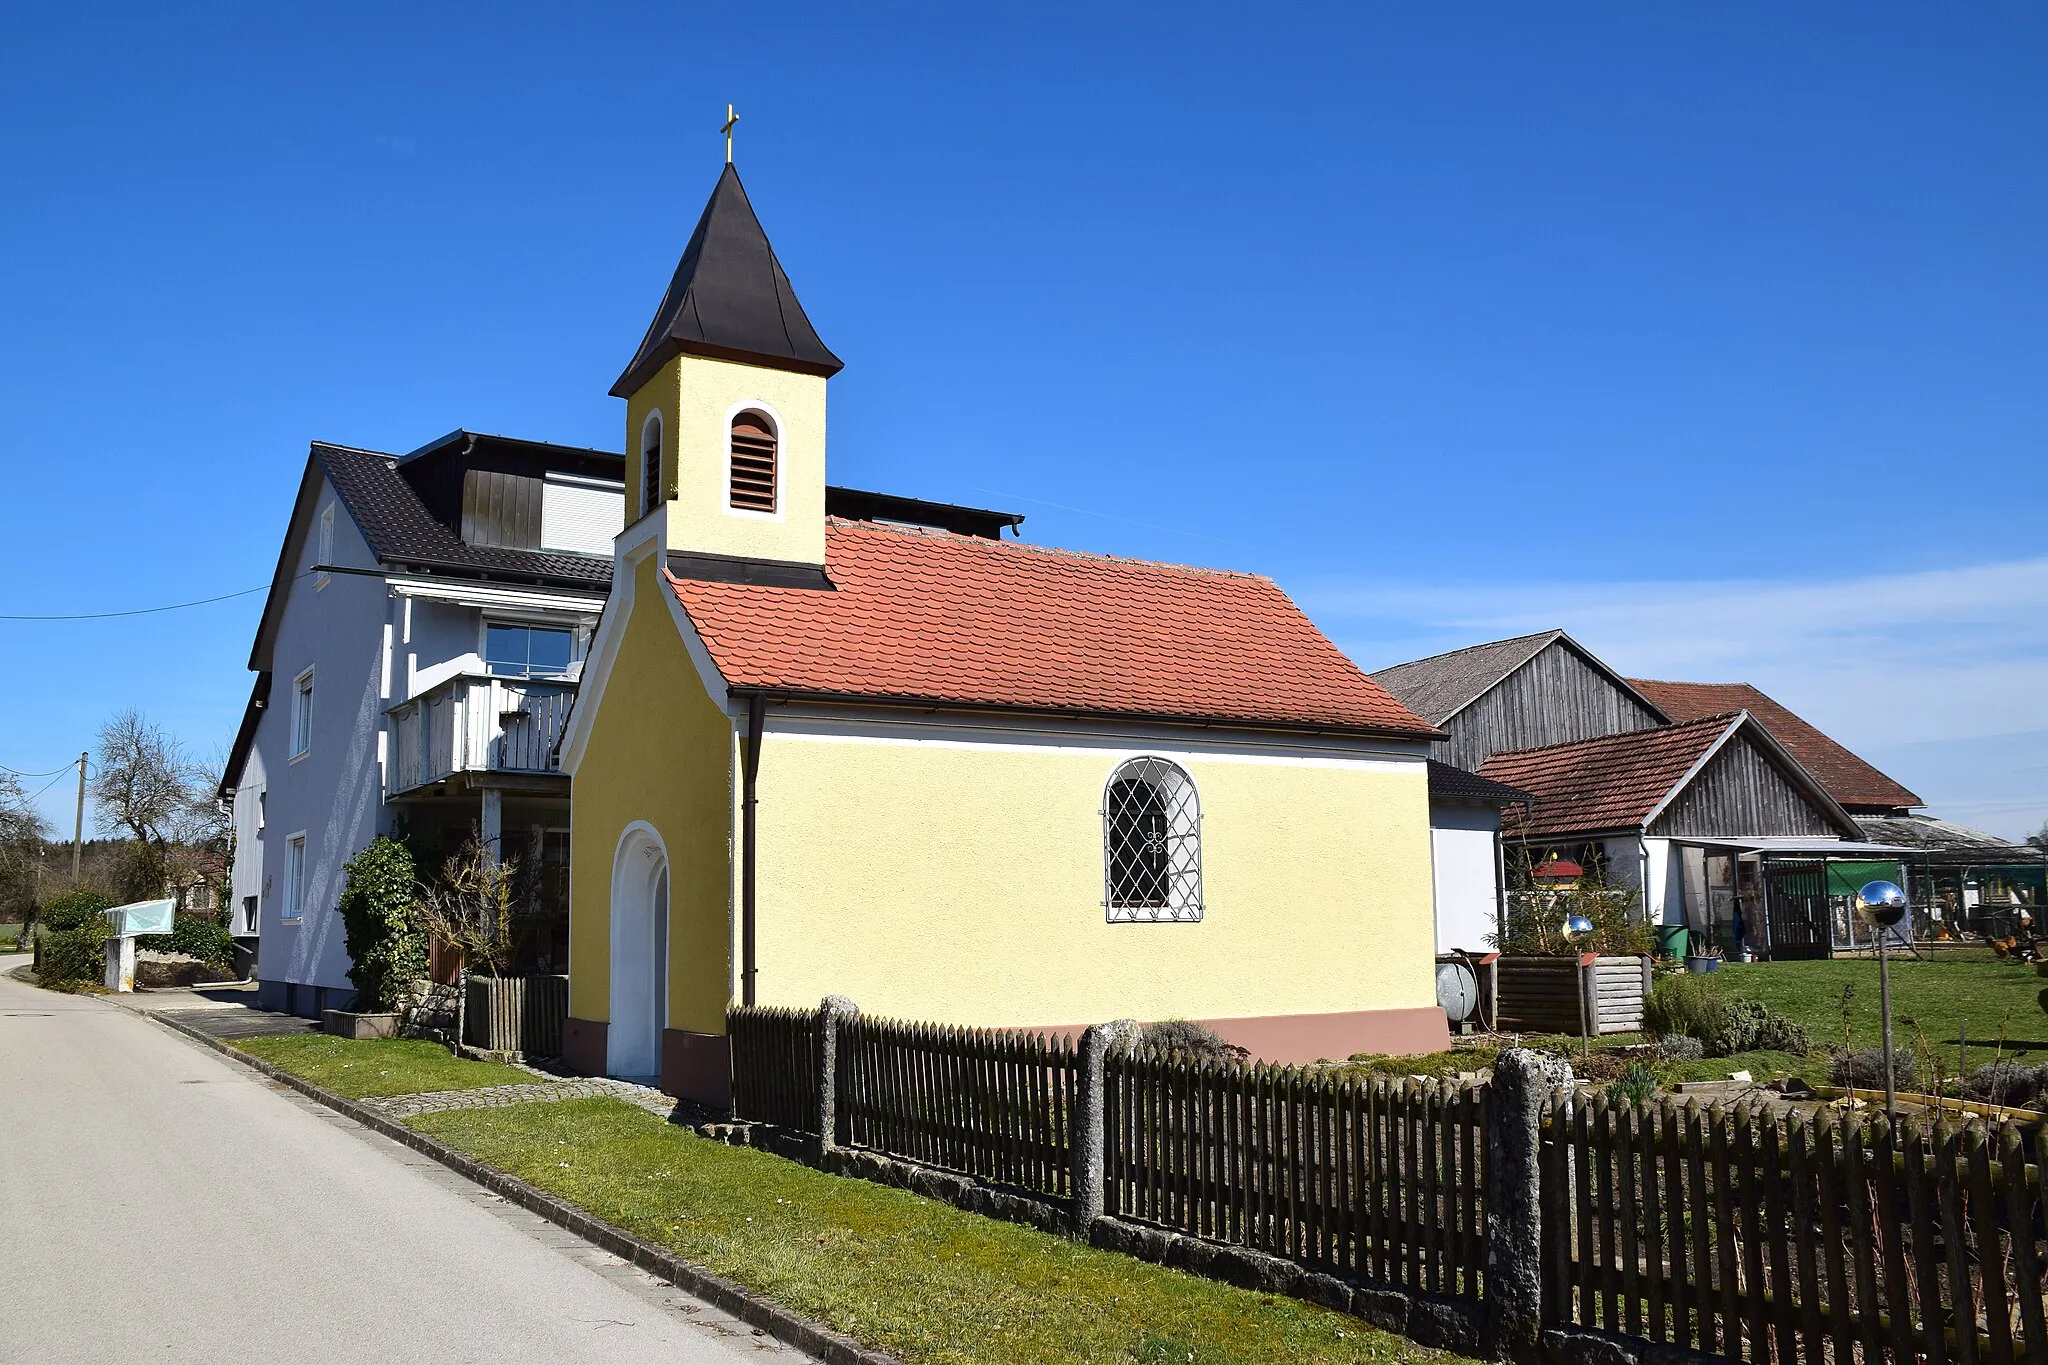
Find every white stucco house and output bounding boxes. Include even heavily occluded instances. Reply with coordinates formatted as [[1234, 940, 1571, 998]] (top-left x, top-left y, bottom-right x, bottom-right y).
[[221, 431, 619, 1014]]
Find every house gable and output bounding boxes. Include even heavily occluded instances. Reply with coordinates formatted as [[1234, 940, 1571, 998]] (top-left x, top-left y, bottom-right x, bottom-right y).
[[1650, 729, 1847, 839]]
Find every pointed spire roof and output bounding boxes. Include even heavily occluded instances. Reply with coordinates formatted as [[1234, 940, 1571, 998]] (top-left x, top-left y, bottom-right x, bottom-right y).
[[611, 164, 843, 396]]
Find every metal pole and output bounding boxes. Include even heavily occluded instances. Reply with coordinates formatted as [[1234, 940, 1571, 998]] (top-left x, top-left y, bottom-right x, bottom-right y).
[[70, 751, 86, 884], [1878, 928, 1897, 1117]]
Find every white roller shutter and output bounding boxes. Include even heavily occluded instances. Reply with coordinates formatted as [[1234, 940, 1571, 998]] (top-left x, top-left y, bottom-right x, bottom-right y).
[[540, 473, 625, 555]]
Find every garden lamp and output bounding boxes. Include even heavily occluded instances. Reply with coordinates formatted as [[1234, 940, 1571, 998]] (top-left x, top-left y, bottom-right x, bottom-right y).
[[1856, 880, 1908, 1116]]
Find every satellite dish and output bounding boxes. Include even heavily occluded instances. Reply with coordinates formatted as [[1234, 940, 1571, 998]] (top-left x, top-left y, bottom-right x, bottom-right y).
[[1856, 880, 1908, 929]]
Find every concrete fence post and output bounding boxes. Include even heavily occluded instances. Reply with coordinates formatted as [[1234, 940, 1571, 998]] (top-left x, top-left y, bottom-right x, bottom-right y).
[[816, 995, 858, 1154], [1486, 1046, 1572, 1362], [1070, 1018, 1139, 1234]]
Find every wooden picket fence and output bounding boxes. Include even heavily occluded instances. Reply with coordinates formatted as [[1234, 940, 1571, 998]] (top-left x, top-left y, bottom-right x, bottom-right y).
[[1105, 1054, 1490, 1298], [1543, 1093, 2048, 1365], [728, 1004, 819, 1133], [837, 1016, 1078, 1200]]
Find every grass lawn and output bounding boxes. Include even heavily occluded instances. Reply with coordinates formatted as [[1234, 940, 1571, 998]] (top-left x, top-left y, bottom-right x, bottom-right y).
[[1345, 956, 2048, 1093], [1717, 955, 2048, 1075], [233, 1036, 535, 1098], [0, 922, 21, 949], [412, 1097, 1463, 1365]]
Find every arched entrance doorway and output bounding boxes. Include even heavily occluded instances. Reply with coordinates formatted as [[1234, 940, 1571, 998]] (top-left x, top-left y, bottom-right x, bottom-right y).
[[608, 823, 668, 1081]]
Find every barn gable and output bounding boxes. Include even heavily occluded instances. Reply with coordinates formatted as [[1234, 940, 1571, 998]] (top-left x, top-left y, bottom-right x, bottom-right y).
[[1374, 631, 1667, 771], [1649, 730, 1846, 839]]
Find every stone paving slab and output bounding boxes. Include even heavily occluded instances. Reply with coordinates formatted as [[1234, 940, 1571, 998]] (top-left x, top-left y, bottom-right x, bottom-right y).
[[366, 1076, 679, 1121]]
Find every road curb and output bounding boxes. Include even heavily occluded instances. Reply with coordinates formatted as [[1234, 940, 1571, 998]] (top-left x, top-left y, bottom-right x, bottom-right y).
[[146, 1010, 901, 1365]]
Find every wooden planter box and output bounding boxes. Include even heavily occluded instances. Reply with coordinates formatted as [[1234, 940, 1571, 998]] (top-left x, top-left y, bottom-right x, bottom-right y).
[[1489, 953, 1650, 1037], [463, 973, 569, 1057]]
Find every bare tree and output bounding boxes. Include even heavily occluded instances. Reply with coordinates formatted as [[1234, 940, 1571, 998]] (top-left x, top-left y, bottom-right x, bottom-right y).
[[2028, 819, 2047, 853], [0, 773, 50, 916], [416, 827, 545, 979], [91, 710, 199, 901]]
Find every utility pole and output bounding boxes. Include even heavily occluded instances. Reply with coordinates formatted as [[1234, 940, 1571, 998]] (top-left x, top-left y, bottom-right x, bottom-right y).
[[70, 751, 86, 884]]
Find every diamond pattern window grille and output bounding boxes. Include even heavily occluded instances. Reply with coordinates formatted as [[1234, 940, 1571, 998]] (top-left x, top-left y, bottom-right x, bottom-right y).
[[1103, 756, 1202, 923]]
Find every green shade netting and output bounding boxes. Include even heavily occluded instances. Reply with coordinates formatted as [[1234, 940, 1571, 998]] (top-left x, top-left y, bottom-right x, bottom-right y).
[[1825, 860, 1904, 898]]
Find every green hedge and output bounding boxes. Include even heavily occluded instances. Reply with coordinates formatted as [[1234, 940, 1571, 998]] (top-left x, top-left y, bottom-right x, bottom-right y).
[[38, 890, 114, 932]]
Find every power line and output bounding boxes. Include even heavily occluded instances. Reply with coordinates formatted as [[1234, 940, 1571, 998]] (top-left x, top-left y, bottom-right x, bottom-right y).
[[0, 581, 273, 621], [25, 769, 74, 803], [1, 761, 76, 778]]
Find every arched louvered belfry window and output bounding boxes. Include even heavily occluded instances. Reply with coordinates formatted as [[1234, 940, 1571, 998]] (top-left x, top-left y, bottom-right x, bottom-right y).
[[1103, 756, 1203, 923], [729, 411, 777, 513], [640, 412, 663, 519]]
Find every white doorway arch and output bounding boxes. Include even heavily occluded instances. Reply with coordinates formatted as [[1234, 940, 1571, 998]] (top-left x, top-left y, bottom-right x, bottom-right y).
[[608, 822, 668, 1080]]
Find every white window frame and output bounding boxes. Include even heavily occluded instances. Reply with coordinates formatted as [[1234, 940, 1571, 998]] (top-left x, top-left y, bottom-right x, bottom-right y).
[[282, 832, 307, 924], [290, 668, 314, 760], [1102, 756, 1204, 924], [315, 503, 335, 589], [478, 617, 578, 680]]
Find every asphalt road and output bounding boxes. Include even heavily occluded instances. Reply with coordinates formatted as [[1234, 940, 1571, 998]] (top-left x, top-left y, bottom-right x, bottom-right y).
[[0, 962, 795, 1365]]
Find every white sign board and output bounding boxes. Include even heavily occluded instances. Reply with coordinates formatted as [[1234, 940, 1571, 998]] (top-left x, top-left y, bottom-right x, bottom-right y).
[[104, 898, 176, 938]]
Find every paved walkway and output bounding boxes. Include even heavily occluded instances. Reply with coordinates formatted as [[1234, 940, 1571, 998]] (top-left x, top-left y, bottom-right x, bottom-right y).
[[0, 958, 794, 1365]]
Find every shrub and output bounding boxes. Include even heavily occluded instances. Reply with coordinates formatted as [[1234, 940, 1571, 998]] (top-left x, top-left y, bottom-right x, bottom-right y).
[[139, 914, 235, 968], [1645, 976, 1809, 1058], [1722, 1000, 1810, 1057], [1138, 1019, 1248, 1062], [38, 916, 113, 987], [1832, 1049, 1917, 1091], [1643, 972, 1725, 1042], [1659, 1034, 1705, 1062], [1606, 1062, 1659, 1106], [338, 838, 428, 1013], [38, 890, 113, 933], [1962, 1062, 2043, 1109]]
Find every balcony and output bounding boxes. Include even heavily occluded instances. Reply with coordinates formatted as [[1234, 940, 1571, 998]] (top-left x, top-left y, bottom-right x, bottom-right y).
[[387, 673, 575, 799]]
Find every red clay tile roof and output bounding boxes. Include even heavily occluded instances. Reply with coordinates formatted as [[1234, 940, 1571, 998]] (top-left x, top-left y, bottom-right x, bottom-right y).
[[1627, 679, 1922, 812], [1477, 714, 1742, 838], [666, 519, 1438, 737]]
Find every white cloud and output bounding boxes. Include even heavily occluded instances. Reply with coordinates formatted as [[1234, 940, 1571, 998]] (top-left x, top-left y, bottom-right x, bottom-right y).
[[1294, 556, 2048, 840]]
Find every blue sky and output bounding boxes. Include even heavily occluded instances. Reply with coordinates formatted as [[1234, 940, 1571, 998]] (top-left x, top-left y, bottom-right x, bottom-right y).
[[2, 3, 2043, 837]]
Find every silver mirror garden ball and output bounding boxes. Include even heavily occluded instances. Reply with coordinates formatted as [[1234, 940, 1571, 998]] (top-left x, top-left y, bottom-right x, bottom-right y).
[[1856, 880, 1908, 928]]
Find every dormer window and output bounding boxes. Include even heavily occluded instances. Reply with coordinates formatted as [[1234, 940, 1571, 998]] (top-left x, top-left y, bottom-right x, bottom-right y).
[[640, 412, 663, 519], [729, 412, 777, 513]]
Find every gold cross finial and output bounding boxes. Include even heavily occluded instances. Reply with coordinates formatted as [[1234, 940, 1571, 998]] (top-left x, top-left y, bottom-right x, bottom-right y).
[[722, 103, 739, 165]]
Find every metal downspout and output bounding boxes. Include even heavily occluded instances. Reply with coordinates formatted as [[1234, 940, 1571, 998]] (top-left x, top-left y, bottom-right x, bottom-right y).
[[741, 693, 764, 1007]]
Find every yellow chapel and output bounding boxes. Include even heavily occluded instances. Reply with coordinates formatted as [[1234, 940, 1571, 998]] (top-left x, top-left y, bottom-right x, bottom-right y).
[[559, 162, 1450, 1104]]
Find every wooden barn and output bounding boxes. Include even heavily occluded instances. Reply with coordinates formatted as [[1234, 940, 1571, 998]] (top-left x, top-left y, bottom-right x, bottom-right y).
[[1372, 631, 1940, 959]]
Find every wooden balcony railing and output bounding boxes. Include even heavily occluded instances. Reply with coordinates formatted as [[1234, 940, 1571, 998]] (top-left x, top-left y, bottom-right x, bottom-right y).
[[386, 674, 574, 797]]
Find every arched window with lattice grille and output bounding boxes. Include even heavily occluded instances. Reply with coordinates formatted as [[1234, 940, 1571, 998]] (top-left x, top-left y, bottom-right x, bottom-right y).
[[728, 411, 777, 513], [1103, 756, 1203, 922]]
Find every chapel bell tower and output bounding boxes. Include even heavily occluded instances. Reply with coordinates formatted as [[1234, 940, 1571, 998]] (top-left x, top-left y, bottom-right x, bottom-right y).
[[611, 161, 843, 571]]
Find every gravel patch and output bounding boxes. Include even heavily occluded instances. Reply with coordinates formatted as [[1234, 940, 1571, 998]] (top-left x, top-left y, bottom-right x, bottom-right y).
[[365, 1077, 679, 1121]]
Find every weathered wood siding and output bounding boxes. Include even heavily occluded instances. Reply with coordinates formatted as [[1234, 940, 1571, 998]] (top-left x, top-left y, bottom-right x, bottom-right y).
[[1650, 733, 1838, 838], [461, 468, 542, 549], [1441, 640, 1662, 770]]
